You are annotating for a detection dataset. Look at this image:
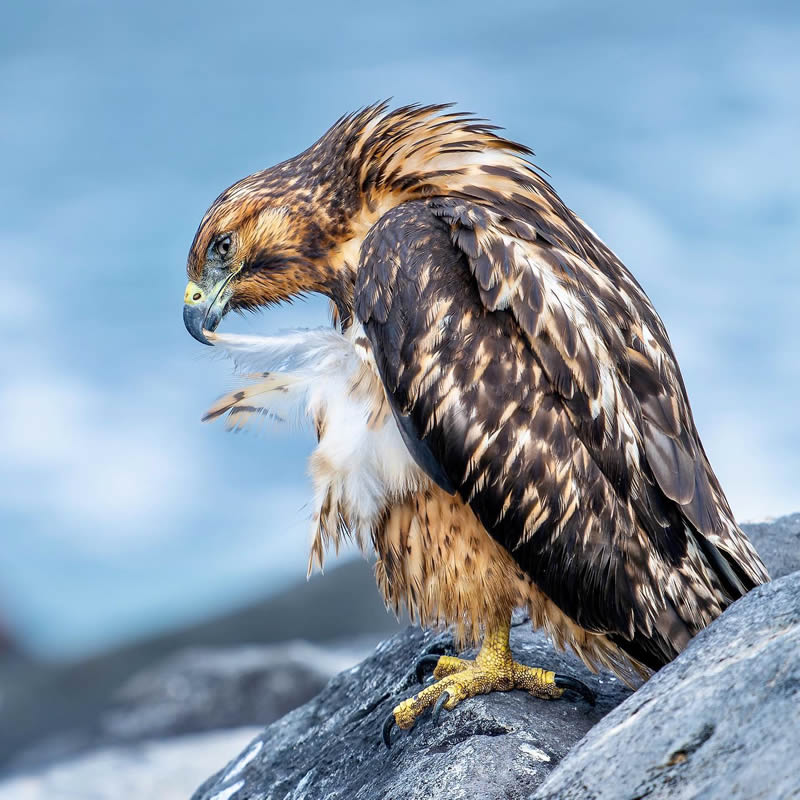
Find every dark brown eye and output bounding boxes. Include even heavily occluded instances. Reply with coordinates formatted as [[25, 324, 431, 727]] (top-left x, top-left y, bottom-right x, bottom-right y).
[[216, 235, 232, 258]]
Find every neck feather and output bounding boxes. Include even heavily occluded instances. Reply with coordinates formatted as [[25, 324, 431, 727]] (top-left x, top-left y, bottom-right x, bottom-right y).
[[283, 104, 564, 321]]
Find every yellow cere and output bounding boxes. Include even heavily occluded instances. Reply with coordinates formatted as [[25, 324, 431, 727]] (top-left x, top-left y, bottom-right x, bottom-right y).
[[184, 282, 205, 305]]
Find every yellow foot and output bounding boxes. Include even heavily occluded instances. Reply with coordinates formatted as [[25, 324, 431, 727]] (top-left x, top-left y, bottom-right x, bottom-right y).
[[382, 627, 595, 747]]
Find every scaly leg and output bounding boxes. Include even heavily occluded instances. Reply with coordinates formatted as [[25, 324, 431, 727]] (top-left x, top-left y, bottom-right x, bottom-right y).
[[383, 615, 594, 746]]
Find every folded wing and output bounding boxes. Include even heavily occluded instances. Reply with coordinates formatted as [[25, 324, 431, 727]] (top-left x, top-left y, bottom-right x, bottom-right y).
[[356, 199, 767, 672]]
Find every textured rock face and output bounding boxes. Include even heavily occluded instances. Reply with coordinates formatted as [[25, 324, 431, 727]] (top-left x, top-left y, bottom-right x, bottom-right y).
[[191, 514, 800, 800], [532, 571, 800, 800], [742, 512, 800, 579], [5, 516, 795, 800], [192, 626, 632, 800]]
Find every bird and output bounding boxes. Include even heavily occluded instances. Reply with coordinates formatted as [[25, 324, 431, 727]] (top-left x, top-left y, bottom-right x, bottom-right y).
[[182, 102, 770, 745]]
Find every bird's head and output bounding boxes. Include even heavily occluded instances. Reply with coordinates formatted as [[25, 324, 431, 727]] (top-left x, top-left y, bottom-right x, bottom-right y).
[[182, 162, 348, 344], [183, 103, 536, 344]]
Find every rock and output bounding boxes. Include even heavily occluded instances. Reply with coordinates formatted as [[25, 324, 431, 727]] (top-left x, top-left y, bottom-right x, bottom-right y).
[[0, 614, 20, 658], [189, 514, 800, 800], [192, 625, 632, 800], [532, 571, 800, 800], [0, 556, 403, 773], [104, 642, 369, 742], [742, 512, 800, 579], [5, 641, 372, 775], [8, 515, 795, 798], [0, 728, 262, 800]]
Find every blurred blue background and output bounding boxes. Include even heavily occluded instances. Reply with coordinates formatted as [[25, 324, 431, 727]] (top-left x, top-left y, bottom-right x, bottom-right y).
[[0, 0, 798, 662]]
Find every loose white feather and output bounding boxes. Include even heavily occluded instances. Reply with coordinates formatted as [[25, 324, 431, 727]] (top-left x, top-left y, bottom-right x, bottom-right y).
[[204, 328, 429, 566], [204, 328, 359, 432]]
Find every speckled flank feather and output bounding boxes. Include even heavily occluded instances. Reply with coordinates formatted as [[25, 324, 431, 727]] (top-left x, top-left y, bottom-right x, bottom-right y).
[[356, 201, 769, 671], [374, 485, 647, 683], [194, 103, 769, 683]]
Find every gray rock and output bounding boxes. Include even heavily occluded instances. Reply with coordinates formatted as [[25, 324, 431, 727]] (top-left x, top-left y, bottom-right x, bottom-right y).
[[532, 571, 800, 800], [8, 515, 792, 796], [742, 512, 800, 579], [189, 514, 800, 800], [6, 641, 371, 775], [191, 625, 632, 800], [104, 642, 368, 742], [0, 556, 404, 772]]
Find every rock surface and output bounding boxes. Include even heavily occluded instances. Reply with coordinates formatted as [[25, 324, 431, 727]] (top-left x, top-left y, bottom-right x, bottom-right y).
[[192, 625, 632, 800], [532, 570, 800, 800], [0, 556, 404, 771], [741, 512, 800, 579], [190, 514, 800, 800], [0, 728, 262, 800], [4, 641, 372, 775], [4, 515, 796, 799]]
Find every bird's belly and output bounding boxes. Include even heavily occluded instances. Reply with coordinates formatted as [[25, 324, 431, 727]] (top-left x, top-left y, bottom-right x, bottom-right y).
[[306, 378, 428, 571], [372, 484, 632, 679], [307, 395, 631, 677], [373, 484, 536, 642]]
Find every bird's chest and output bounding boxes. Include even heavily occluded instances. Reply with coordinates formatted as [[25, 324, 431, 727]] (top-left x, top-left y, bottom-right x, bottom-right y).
[[307, 335, 428, 552]]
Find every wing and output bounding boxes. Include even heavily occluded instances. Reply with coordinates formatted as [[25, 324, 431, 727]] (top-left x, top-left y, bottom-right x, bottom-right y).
[[426, 191, 768, 593], [355, 200, 766, 672]]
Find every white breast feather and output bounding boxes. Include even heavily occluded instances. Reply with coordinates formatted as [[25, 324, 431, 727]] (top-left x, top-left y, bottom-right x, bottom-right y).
[[206, 328, 426, 546]]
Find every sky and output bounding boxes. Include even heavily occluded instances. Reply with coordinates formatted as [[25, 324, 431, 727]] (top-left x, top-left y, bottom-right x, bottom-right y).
[[0, 0, 798, 660]]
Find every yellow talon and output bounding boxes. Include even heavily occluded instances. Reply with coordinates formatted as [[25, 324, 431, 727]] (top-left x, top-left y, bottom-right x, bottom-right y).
[[432, 655, 471, 679], [386, 616, 588, 740]]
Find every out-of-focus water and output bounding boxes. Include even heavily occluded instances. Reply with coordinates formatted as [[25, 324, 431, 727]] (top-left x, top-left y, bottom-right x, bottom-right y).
[[0, 0, 798, 660]]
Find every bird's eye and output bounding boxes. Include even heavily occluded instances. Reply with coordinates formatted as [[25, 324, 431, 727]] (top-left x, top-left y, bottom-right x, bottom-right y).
[[215, 235, 233, 259]]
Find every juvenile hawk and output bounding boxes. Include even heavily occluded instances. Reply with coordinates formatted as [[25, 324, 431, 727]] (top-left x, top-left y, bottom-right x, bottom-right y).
[[183, 103, 769, 744]]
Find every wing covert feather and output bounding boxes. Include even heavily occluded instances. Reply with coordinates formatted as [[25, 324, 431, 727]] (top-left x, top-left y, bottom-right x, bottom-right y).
[[427, 194, 768, 592]]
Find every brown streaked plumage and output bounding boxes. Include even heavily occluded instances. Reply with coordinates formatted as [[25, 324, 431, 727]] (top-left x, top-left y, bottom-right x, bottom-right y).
[[373, 483, 641, 681], [184, 102, 769, 736]]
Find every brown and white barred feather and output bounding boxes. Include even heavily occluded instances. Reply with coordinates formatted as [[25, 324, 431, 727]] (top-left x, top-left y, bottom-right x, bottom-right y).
[[356, 200, 768, 672]]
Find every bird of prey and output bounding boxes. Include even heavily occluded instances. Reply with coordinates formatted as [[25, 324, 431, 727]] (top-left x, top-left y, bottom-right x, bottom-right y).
[[183, 103, 769, 744]]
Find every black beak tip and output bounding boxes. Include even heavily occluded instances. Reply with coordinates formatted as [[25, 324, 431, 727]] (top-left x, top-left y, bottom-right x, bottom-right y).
[[183, 304, 214, 346]]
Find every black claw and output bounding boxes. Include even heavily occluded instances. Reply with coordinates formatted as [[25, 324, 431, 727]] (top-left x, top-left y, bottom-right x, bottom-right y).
[[554, 674, 596, 706], [414, 654, 442, 684], [431, 691, 450, 726], [382, 712, 397, 748]]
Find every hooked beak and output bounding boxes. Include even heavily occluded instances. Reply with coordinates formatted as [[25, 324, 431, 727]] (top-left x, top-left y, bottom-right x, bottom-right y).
[[183, 269, 237, 345]]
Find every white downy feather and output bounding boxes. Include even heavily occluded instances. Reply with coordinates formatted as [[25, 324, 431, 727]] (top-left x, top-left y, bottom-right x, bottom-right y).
[[205, 328, 428, 552]]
